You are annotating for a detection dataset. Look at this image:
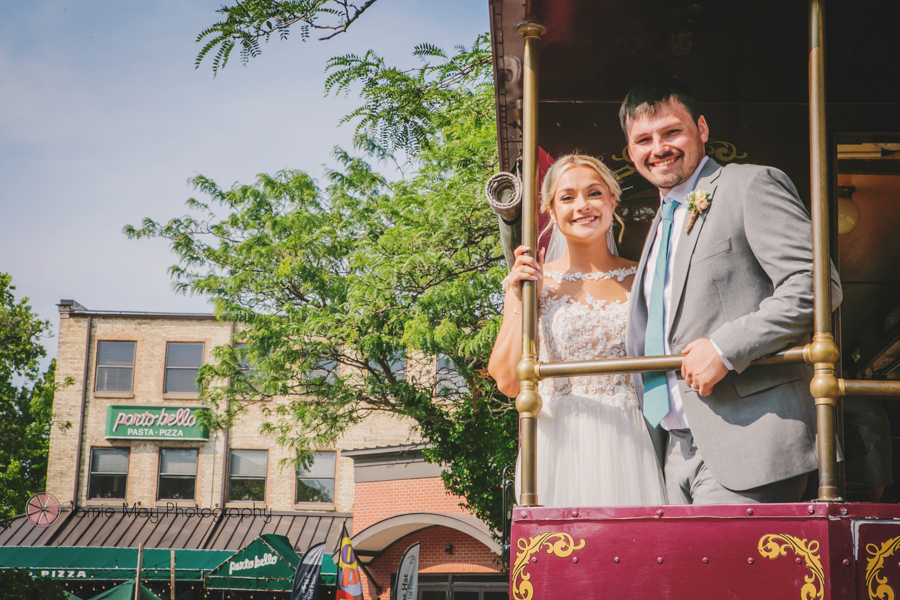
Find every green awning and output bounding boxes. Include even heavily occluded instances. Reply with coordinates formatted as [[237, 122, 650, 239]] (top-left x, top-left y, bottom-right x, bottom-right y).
[[320, 549, 337, 586], [204, 534, 300, 591], [0, 547, 232, 582], [86, 581, 164, 600]]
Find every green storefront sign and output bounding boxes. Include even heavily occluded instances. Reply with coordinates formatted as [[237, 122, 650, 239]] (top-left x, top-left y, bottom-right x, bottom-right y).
[[105, 405, 209, 441]]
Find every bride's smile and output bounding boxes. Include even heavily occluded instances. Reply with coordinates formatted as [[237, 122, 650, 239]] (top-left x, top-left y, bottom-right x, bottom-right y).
[[551, 165, 615, 244]]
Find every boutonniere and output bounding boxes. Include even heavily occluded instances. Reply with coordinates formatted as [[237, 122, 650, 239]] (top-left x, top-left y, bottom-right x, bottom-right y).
[[684, 190, 712, 234]]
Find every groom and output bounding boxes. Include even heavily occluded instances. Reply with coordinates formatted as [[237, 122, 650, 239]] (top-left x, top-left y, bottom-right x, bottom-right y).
[[622, 78, 842, 504]]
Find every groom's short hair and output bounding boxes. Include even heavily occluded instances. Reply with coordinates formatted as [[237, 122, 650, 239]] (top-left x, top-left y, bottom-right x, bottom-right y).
[[619, 77, 701, 134]]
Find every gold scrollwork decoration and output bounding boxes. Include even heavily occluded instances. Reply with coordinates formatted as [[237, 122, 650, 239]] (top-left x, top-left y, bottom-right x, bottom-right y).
[[706, 139, 748, 163], [758, 534, 825, 600], [865, 535, 900, 600], [610, 146, 636, 179], [512, 532, 586, 600]]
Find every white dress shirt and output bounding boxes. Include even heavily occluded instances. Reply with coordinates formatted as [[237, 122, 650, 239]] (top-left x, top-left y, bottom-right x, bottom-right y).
[[641, 156, 733, 430]]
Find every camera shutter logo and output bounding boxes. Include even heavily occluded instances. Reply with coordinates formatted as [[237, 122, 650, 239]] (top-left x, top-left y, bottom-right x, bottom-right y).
[[26, 493, 60, 527]]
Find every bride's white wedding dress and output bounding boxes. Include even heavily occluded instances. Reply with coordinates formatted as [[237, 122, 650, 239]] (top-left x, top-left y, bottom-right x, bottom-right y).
[[518, 265, 667, 507]]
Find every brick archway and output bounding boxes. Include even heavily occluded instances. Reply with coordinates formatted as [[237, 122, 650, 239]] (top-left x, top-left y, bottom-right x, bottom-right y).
[[349, 512, 500, 564]]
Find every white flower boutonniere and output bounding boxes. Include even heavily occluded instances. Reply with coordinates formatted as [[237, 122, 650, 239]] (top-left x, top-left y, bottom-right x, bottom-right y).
[[685, 190, 712, 234]]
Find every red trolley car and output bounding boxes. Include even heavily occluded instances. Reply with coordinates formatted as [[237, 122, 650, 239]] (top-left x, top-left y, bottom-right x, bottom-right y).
[[489, 1, 900, 598]]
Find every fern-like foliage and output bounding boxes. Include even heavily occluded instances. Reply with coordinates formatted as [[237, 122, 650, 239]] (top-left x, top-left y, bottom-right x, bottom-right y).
[[196, 0, 380, 75], [325, 34, 493, 162]]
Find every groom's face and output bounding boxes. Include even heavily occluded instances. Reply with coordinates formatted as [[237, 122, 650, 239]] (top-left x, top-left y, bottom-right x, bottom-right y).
[[625, 100, 709, 194]]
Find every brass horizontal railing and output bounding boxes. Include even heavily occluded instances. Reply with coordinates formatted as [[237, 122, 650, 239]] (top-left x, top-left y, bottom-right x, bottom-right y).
[[535, 344, 899, 402], [840, 379, 900, 397], [535, 346, 808, 379]]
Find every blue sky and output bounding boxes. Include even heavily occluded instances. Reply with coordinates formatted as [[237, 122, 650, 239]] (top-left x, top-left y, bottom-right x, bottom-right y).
[[0, 0, 489, 366]]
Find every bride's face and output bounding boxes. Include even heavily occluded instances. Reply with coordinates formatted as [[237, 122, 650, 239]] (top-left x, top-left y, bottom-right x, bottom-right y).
[[551, 166, 615, 244]]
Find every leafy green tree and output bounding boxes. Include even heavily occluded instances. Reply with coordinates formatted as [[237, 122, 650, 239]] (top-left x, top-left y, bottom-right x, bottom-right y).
[[0, 274, 71, 519], [196, 0, 381, 74], [0, 569, 67, 600], [126, 37, 516, 531]]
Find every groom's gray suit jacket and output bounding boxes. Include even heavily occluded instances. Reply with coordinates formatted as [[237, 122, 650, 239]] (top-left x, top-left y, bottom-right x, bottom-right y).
[[624, 159, 843, 491]]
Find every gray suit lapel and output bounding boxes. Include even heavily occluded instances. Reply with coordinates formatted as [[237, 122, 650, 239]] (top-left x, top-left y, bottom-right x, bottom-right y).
[[666, 160, 723, 335]]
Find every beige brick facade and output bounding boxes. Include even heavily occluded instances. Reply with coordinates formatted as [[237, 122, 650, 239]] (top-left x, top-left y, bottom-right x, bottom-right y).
[[48, 302, 422, 514], [42, 301, 504, 598]]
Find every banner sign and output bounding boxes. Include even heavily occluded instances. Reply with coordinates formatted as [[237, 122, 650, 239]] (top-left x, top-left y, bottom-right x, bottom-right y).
[[292, 542, 325, 600], [105, 405, 209, 440], [337, 525, 363, 600], [392, 542, 419, 600]]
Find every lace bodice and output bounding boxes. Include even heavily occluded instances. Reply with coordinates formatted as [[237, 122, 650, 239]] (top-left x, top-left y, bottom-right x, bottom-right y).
[[538, 267, 638, 412]]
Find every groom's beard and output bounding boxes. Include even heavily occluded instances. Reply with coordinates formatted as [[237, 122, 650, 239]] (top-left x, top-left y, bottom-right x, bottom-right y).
[[639, 148, 704, 191]]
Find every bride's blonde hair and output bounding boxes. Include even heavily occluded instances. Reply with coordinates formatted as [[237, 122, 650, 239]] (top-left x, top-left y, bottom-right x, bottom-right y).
[[540, 153, 624, 243]]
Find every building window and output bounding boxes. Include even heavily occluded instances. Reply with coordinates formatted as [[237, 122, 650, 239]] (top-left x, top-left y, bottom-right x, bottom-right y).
[[234, 342, 257, 375], [309, 352, 339, 382], [88, 448, 129, 499], [157, 448, 199, 501], [228, 450, 267, 502], [437, 354, 468, 394], [164, 342, 204, 394], [296, 452, 336, 504], [95, 341, 136, 392], [369, 351, 406, 381]]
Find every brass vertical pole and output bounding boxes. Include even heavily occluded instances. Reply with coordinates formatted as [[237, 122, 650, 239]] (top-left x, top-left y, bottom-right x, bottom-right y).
[[515, 19, 545, 507], [170, 550, 176, 600], [807, 0, 841, 501]]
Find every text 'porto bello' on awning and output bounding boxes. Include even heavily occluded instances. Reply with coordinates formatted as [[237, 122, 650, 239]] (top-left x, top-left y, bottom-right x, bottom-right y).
[[204, 533, 337, 591]]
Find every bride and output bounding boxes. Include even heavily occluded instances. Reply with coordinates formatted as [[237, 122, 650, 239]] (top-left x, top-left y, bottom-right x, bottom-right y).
[[489, 153, 666, 507]]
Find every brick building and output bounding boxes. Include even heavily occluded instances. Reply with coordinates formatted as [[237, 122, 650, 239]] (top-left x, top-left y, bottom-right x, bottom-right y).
[[0, 300, 505, 600]]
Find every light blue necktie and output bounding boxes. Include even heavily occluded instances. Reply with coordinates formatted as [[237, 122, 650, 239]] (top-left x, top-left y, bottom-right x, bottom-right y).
[[643, 198, 677, 428]]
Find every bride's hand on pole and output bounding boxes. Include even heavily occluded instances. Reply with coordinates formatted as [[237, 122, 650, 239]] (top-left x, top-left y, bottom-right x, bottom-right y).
[[508, 245, 546, 302], [491, 245, 544, 396]]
